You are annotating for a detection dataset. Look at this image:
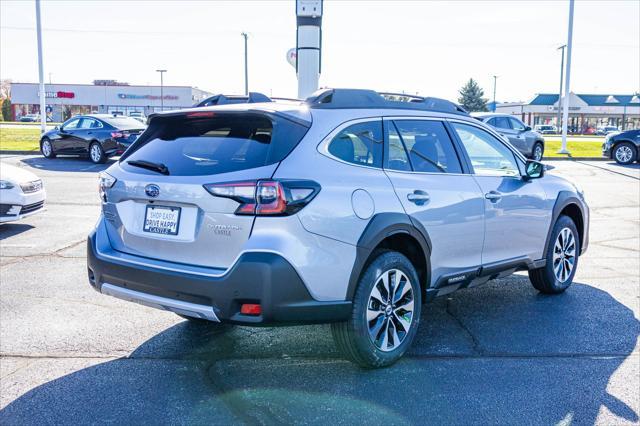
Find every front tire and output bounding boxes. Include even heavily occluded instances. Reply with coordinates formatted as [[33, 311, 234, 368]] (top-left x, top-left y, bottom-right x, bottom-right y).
[[332, 250, 422, 368], [613, 142, 637, 165], [89, 142, 107, 164], [532, 142, 544, 161], [529, 215, 580, 294], [41, 138, 56, 159]]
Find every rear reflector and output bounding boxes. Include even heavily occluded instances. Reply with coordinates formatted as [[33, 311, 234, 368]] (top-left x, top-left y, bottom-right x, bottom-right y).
[[240, 303, 262, 316]]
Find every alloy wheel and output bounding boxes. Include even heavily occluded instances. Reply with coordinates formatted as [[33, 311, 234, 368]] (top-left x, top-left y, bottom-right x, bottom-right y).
[[42, 140, 51, 156], [552, 227, 576, 283], [534, 145, 543, 161], [615, 145, 633, 163], [90, 144, 102, 163], [366, 268, 415, 352]]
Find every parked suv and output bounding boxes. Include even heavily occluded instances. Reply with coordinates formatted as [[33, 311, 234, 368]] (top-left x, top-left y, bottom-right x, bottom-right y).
[[87, 89, 589, 368], [602, 129, 640, 164], [474, 113, 545, 161]]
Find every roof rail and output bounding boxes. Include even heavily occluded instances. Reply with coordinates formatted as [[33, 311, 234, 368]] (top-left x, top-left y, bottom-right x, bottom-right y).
[[304, 88, 468, 115], [195, 92, 272, 107]]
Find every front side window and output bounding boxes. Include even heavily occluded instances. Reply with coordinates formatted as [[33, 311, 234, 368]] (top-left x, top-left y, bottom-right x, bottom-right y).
[[509, 117, 526, 131], [393, 120, 462, 174], [451, 122, 520, 177], [62, 118, 80, 130], [328, 121, 383, 168]]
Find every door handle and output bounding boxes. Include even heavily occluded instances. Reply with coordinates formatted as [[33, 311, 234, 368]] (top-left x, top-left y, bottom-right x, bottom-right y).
[[87, 132, 93, 135], [407, 190, 430, 205], [485, 191, 502, 202]]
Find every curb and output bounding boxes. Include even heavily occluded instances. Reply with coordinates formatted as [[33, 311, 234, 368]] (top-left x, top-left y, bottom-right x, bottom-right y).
[[543, 157, 608, 161], [0, 150, 40, 155]]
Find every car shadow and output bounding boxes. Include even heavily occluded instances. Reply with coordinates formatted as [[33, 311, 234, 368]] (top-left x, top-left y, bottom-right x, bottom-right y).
[[0, 223, 34, 240], [20, 156, 117, 173], [1, 279, 638, 425]]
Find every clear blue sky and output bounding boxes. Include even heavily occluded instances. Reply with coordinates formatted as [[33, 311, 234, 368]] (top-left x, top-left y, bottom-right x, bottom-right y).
[[1, 0, 638, 102]]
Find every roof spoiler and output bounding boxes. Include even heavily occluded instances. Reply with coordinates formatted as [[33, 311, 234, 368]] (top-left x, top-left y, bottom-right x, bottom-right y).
[[305, 88, 468, 115]]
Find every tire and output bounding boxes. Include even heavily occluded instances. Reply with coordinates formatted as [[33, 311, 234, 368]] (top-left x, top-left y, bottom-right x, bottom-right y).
[[612, 142, 637, 165], [89, 142, 107, 164], [332, 250, 422, 368], [532, 142, 544, 161], [529, 215, 580, 294], [40, 138, 56, 159]]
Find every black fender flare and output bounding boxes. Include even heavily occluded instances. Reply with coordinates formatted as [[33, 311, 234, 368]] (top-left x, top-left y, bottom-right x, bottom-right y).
[[346, 212, 432, 300], [544, 191, 588, 256]]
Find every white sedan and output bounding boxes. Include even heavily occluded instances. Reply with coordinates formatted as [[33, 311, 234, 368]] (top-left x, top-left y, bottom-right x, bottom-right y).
[[0, 163, 46, 223]]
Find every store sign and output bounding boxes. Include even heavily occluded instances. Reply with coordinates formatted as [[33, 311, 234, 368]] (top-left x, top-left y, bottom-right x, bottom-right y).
[[38, 91, 75, 99], [118, 93, 179, 100]]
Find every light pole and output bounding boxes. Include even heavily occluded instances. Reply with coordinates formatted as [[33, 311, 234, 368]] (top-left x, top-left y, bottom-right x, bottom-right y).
[[35, 0, 46, 134], [559, 0, 575, 154], [156, 69, 166, 110], [241, 32, 248, 95], [556, 45, 566, 131], [492, 76, 498, 112]]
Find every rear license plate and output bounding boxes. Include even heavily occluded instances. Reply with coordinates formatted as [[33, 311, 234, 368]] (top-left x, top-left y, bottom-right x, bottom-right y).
[[143, 205, 181, 235]]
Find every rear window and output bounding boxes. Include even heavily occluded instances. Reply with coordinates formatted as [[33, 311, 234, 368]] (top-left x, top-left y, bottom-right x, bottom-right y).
[[121, 113, 309, 176], [101, 116, 147, 130]]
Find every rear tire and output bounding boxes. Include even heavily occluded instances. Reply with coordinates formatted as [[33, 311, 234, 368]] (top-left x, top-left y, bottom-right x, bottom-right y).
[[89, 142, 107, 164], [613, 142, 637, 165], [332, 250, 422, 368], [40, 138, 56, 159], [529, 215, 580, 294]]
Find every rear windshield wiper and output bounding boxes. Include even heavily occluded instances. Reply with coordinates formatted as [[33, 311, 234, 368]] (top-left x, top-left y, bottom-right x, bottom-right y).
[[126, 160, 170, 175]]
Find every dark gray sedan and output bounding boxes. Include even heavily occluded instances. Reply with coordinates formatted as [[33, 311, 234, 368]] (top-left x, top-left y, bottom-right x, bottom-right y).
[[473, 113, 545, 161]]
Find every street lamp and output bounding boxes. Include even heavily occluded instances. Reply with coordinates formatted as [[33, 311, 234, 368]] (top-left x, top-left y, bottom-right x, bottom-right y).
[[556, 45, 566, 131], [156, 69, 167, 110], [559, 0, 575, 154], [492, 75, 498, 112], [35, 0, 46, 134]]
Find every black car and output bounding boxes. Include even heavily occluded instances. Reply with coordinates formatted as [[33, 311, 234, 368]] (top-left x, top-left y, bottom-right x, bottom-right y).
[[602, 129, 640, 165], [40, 114, 146, 164]]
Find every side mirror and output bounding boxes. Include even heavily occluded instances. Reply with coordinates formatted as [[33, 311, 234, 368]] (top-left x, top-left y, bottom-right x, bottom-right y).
[[54, 126, 59, 131], [524, 160, 544, 179], [524, 126, 532, 132]]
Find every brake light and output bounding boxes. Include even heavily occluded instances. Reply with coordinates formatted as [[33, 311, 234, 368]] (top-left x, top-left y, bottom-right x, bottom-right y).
[[187, 111, 216, 118], [111, 131, 128, 138], [203, 179, 320, 216]]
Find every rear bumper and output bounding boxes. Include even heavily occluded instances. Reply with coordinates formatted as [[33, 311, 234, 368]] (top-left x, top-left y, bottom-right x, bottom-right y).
[[87, 223, 352, 325]]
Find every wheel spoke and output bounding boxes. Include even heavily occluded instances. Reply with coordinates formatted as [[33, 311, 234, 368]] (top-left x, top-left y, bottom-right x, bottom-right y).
[[370, 284, 385, 305], [369, 315, 386, 341], [393, 277, 411, 304], [380, 319, 390, 350], [367, 306, 383, 322], [393, 310, 412, 332]]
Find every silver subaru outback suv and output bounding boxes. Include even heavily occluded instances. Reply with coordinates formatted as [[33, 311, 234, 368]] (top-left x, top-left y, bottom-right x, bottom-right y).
[[88, 89, 589, 368]]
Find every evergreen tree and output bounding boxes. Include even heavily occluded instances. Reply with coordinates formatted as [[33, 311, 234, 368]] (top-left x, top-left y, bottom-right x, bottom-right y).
[[458, 79, 488, 112]]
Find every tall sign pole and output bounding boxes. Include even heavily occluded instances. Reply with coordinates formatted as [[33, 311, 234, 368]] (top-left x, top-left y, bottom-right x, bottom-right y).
[[556, 45, 566, 130], [241, 32, 249, 95], [559, 0, 575, 154], [156, 69, 166, 110], [296, 0, 323, 99], [492, 75, 498, 112], [35, 0, 46, 134]]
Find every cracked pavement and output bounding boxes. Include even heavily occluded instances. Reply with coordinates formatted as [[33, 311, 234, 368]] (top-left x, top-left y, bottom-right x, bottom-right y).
[[0, 156, 638, 425]]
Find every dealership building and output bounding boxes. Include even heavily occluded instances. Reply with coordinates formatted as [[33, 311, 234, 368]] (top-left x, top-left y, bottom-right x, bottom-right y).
[[496, 92, 640, 132], [9, 81, 213, 122]]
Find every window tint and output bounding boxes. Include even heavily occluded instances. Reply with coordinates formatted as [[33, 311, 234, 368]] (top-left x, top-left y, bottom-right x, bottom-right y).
[[122, 113, 309, 176], [451, 123, 519, 177], [328, 121, 383, 168], [385, 122, 411, 171], [509, 117, 525, 131], [393, 120, 462, 174], [78, 118, 95, 129], [62, 118, 80, 130], [493, 116, 511, 129]]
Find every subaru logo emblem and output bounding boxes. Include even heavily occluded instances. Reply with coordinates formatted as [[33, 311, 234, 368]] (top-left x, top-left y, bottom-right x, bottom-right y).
[[145, 184, 160, 198]]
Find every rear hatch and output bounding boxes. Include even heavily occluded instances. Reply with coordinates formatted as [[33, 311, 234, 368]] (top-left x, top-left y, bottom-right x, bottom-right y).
[[103, 108, 310, 270]]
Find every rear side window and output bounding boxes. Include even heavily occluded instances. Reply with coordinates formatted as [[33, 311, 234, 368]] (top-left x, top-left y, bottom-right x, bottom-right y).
[[328, 121, 383, 168], [101, 116, 146, 130], [489, 117, 511, 129], [122, 113, 309, 176], [392, 120, 462, 174]]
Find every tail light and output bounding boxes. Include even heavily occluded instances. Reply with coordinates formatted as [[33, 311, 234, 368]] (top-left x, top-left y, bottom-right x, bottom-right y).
[[203, 179, 320, 216], [98, 172, 117, 202], [111, 131, 129, 139]]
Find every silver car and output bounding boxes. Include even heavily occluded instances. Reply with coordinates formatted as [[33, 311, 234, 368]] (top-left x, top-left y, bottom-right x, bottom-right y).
[[88, 89, 589, 368], [474, 113, 546, 161]]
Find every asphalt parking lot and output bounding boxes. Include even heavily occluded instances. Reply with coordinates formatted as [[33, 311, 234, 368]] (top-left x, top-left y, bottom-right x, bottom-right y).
[[0, 155, 638, 425]]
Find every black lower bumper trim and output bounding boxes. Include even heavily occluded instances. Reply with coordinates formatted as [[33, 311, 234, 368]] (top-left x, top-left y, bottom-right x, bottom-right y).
[[87, 230, 352, 325]]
